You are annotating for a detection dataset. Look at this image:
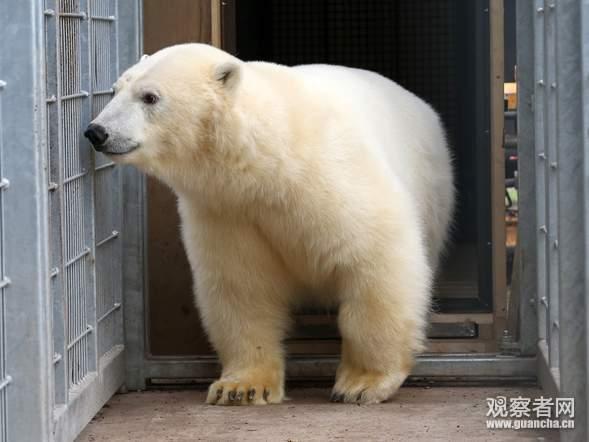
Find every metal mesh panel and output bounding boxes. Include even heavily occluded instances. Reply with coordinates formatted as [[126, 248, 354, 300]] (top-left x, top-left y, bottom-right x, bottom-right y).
[[0, 76, 11, 442], [45, 0, 122, 403], [90, 0, 123, 359]]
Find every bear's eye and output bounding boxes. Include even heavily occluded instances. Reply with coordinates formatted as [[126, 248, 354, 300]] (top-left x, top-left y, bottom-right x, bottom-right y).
[[142, 92, 159, 105]]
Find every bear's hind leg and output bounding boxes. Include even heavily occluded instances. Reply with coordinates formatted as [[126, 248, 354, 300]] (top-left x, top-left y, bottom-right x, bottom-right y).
[[333, 241, 431, 404]]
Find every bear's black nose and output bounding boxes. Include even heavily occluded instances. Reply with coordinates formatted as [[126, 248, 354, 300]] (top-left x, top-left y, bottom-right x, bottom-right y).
[[84, 123, 109, 150]]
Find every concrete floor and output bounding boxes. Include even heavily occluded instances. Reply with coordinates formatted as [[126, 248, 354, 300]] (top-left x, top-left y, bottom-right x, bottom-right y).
[[78, 386, 556, 441]]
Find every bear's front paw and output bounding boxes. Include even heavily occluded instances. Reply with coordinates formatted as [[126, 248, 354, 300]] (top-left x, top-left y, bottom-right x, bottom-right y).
[[205, 375, 284, 405]]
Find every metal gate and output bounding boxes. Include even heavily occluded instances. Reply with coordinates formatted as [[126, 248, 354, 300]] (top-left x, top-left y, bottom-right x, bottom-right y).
[[0, 0, 142, 440], [516, 1, 588, 440]]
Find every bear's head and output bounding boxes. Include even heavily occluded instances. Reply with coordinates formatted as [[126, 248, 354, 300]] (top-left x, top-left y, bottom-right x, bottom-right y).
[[84, 44, 243, 193]]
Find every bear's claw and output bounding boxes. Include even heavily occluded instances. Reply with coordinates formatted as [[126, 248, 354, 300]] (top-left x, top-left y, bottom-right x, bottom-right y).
[[330, 392, 344, 403], [206, 378, 283, 405]]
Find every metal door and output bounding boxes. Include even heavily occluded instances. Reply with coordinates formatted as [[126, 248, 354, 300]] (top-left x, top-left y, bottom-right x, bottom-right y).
[[0, 0, 142, 440], [44, 1, 142, 439]]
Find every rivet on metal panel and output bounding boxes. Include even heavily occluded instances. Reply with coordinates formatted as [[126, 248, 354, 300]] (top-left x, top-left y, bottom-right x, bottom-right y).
[[0, 277, 10, 290], [0, 80, 6, 89], [538, 152, 546, 160], [537, 7, 545, 13], [53, 353, 62, 364], [549, 4, 555, 9], [540, 296, 549, 307], [43, 8, 55, 16], [552, 321, 559, 329], [550, 162, 558, 169], [81, 90, 89, 97], [537, 79, 545, 86], [539, 225, 548, 233], [48, 182, 58, 191], [553, 240, 559, 249], [529, 298, 536, 307], [550, 82, 557, 89], [50, 267, 59, 278], [46, 95, 57, 103], [0, 178, 9, 190]]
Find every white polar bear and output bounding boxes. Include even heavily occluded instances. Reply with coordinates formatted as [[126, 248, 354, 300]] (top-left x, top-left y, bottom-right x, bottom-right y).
[[85, 44, 454, 405]]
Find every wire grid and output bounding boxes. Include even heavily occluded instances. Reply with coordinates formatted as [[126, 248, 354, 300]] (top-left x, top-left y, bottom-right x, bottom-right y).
[[90, 0, 122, 359], [59, 0, 92, 389], [262, 0, 459, 146], [45, 0, 122, 400], [0, 76, 11, 442]]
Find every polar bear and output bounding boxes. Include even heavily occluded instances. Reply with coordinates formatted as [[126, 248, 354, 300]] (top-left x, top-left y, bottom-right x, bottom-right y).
[[85, 43, 454, 405]]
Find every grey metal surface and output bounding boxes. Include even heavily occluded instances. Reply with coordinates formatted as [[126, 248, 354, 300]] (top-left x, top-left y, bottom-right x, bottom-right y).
[[0, 1, 53, 440], [46, 0, 141, 439], [519, 1, 589, 441], [141, 354, 537, 386], [0, 0, 140, 440], [515, 0, 539, 357], [554, 1, 587, 441], [119, 0, 146, 393]]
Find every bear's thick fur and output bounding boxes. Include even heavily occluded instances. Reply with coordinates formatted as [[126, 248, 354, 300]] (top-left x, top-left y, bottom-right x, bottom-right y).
[[88, 44, 454, 405]]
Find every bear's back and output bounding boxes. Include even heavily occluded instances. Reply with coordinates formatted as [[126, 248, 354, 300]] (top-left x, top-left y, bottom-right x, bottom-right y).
[[290, 64, 455, 267]]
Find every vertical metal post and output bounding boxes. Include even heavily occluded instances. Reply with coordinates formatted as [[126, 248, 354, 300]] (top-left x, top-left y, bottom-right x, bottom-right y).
[[0, 0, 53, 440], [555, 0, 587, 440], [543, 0, 560, 370], [119, 0, 146, 391], [515, 0, 539, 357]]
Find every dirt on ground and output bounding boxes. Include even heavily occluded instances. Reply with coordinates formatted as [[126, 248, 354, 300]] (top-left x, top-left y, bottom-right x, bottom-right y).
[[78, 386, 557, 441]]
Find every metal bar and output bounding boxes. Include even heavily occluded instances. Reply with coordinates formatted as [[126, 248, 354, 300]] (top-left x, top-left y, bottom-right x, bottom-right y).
[[61, 91, 89, 101], [67, 325, 93, 351], [139, 354, 537, 385], [64, 247, 90, 268], [534, 0, 549, 346], [63, 169, 88, 186], [59, 12, 87, 20], [90, 15, 116, 22], [0, 279, 10, 290], [92, 88, 114, 96], [96, 230, 118, 248], [97, 303, 121, 324], [94, 161, 115, 172], [0, 376, 12, 392]]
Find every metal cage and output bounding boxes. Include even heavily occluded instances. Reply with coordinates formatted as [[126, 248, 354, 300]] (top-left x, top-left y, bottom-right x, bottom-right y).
[[0, 0, 141, 440]]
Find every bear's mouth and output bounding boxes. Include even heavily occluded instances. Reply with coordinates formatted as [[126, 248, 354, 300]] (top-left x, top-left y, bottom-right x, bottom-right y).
[[102, 143, 140, 156]]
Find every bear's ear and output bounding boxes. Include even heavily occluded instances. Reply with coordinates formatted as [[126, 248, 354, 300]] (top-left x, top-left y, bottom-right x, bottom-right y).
[[214, 61, 241, 90]]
